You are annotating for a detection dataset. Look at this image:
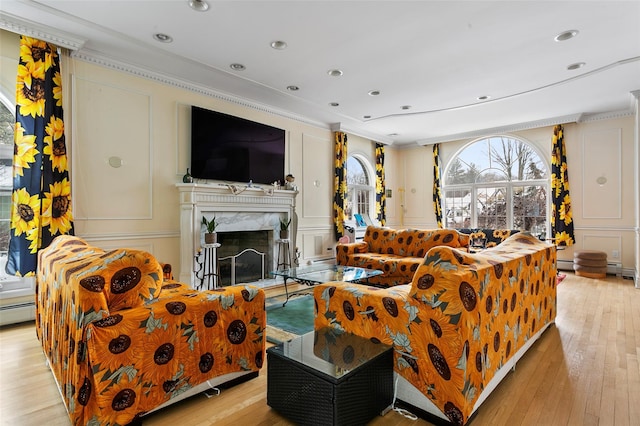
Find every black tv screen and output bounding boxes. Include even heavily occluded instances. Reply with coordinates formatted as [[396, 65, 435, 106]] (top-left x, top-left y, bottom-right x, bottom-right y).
[[190, 106, 285, 185]]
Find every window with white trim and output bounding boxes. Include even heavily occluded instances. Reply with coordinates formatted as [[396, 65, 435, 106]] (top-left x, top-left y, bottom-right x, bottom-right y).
[[0, 93, 34, 300], [443, 136, 549, 238], [345, 155, 374, 225]]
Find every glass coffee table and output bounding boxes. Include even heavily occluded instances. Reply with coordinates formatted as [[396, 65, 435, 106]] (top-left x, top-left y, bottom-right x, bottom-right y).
[[271, 264, 383, 306]]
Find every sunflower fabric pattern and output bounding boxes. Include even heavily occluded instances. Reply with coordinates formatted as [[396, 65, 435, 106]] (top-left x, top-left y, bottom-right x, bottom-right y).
[[333, 131, 348, 240], [9, 36, 74, 276], [550, 124, 575, 246], [336, 225, 470, 287], [317, 232, 557, 425], [36, 235, 265, 426], [375, 143, 386, 226], [458, 228, 520, 248]]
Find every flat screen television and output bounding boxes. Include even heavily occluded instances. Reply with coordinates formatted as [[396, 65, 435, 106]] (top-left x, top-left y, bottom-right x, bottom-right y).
[[190, 105, 285, 185]]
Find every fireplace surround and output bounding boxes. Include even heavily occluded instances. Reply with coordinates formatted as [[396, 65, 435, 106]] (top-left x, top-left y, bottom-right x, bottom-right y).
[[177, 183, 297, 286]]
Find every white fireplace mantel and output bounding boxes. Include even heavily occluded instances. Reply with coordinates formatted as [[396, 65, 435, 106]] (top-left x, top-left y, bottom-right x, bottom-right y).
[[176, 183, 297, 285]]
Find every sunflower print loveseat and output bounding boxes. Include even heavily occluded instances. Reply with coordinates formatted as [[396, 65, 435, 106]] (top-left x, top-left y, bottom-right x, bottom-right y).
[[336, 225, 470, 287], [36, 235, 265, 426], [315, 232, 556, 425]]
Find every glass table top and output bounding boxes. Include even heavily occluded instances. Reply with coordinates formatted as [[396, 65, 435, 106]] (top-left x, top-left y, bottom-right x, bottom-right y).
[[267, 327, 391, 380], [271, 264, 382, 284]]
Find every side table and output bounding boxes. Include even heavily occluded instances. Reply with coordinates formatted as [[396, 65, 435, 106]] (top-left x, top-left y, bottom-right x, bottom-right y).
[[267, 327, 393, 425]]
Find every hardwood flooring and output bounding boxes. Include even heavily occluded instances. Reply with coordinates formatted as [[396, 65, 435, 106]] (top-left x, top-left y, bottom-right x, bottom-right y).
[[0, 273, 638, 425]]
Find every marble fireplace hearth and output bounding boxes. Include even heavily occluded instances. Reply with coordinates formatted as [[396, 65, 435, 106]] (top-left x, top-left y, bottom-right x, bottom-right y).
[[177, 183, 297, 286]]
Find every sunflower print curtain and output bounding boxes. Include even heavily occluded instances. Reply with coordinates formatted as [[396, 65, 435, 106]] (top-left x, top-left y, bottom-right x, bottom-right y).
[[8, 36, 74, 276], [333, 131, 347, 240], [374, 143, 386, 226], [550, 124, 574, 246], [433, 143, 443, 228]]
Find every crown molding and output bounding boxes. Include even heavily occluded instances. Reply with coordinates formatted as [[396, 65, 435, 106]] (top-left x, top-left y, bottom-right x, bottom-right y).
[[0, 12, 86, 50], [415, 114, 584, 145], [71, 49, 329, 131]]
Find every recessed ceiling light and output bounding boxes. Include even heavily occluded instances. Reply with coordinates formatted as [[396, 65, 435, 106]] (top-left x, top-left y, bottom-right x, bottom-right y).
[[388, 133, 398, 137], [363, 115, 371, 119], [567, 62, 585, 71], [401, 105, 412, 110], [554, 29, 579, 42], [477, 95, 491, 101], [368, 90, 381, 96], [153, 33, 173, 43], [327, 69, 343, 77], [286, 85, 299, 91], [188, 0, 209, 12], [270, 40, 288, 50], [329, 102, 340, 107], [230, 63, 246, 71]]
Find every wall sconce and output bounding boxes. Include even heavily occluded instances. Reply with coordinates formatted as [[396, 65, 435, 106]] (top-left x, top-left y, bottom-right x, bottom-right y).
[[596, 176, 607, 186]]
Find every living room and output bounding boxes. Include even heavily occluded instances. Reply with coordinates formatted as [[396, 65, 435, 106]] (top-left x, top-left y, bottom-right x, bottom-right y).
[[0, 1, 639, 425]]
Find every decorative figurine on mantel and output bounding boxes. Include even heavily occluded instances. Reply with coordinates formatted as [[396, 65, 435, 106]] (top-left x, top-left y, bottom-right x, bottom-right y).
[[285, 174, 297, 191]]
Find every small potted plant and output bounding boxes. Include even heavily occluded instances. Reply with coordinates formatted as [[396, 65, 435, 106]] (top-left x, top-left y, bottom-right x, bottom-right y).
[[202, 216, 218, 244], [279, 218, 291, 240]]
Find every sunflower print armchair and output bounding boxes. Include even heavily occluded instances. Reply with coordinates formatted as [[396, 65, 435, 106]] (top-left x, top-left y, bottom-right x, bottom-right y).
[[335, 226, 470, 287], [36, 235, 265, 426], [315, 232, 556, 425]]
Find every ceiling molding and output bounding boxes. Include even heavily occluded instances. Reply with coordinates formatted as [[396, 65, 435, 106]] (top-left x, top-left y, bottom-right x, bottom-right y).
[[578, 109, 635, 123], [416, 114, 584, 146], [329, 123, 393, 145], [0, 12, 86, 50], [71, 49, 329, 132]]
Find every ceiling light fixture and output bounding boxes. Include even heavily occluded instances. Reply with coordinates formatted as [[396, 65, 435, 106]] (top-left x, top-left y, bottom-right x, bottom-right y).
[[477, 95, 491, 101], [188, 0, 209, 12], [554, 29, 579, 42], [368, 90, 381, 96], [286, 85, 299, 91], [270, 40, 287, 50], [363, 115, 371, 119], [567, 62, 585, 71], [327, 69, 343, 77], [229, 63, 246, 71], [401, 105, 412, 110], [153, 33, 173, 43], [329, 102, 340, 107]]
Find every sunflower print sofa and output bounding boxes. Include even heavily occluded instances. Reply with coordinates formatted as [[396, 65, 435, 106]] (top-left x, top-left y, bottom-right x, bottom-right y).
[[316, 232, 556, 425], [336, 225, 470, 287], [36, 235, 265, 426]]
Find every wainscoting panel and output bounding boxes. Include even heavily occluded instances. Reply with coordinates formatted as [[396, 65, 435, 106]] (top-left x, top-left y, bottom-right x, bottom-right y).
[[581, 234, 622, 264], [581, 128, 621, 219], [72, 76, 153, 220]]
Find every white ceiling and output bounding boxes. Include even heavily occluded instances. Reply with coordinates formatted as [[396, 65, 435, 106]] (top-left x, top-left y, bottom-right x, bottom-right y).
[[1, 0, 639, 146]]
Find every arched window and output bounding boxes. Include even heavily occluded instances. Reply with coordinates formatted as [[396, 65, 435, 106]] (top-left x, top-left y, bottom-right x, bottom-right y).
[[443, 136, 549, 238], [345, 155, 374, 225]]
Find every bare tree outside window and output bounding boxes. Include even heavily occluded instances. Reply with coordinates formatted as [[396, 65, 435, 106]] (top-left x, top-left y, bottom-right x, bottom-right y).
[[443, 136, 548, 236]]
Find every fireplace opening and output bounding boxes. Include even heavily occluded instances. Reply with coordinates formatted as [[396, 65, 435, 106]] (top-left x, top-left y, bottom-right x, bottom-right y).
[[217, 230, 273, 285]]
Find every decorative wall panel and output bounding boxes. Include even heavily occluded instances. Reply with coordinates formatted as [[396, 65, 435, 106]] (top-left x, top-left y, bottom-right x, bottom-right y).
[[302, 133, 331, 219], [73, 77, 152, 219], [582, 128, 621, 219]]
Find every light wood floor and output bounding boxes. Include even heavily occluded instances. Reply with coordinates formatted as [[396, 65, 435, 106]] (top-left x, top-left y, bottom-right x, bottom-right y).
[[1, 273, 638, 426]]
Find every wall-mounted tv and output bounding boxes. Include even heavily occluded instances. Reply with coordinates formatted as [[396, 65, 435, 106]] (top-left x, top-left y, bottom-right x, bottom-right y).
[[190, 106, 286, 185]]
